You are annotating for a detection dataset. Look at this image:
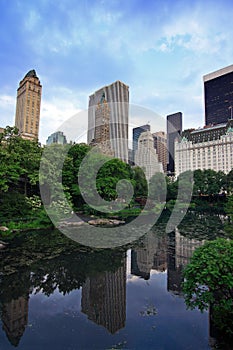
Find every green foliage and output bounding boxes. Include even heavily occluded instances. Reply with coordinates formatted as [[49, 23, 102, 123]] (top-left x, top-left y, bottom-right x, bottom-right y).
[[149, 172, 166, 202], [166, 176, 178, 201], [0, 126, 42, 195], [183, 238, 233, 335], [0, 192, 32, 221], [132, 166, 148, 198], [193, 169, 226, 196], [225, 195, 233, 221], [226, 169, 233, 194], [40, 143, 70, 203], [96, 157, 133, 201], [62, 143, 91, 207]]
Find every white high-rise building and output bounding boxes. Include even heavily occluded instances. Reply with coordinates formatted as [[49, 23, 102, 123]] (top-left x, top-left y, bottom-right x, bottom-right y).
[[88, 81, 129, 162], [135, 130, 163, 181]]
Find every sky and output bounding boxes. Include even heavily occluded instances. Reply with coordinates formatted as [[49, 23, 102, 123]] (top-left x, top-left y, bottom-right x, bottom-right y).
[[1, 0, 233, 144]]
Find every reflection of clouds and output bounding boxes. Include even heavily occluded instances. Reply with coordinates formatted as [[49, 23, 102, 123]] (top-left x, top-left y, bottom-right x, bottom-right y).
[[30, 289, 81, 316], [150, 269, 167, 275], [127, 275, 141, 282]]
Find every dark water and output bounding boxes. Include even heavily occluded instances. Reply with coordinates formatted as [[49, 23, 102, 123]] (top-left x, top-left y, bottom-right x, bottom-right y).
[[0, 212, 228, 349]]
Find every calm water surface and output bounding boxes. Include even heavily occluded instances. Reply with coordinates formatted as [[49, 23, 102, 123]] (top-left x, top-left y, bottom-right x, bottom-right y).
[[0, 213, 227, 349]]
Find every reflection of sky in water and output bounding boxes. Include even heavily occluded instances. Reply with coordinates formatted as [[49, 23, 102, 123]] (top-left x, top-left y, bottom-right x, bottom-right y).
[[0, 269, 209, 350]]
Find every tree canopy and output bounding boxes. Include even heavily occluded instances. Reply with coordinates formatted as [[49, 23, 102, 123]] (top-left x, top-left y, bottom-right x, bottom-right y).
[[183, 238, 233, 337]]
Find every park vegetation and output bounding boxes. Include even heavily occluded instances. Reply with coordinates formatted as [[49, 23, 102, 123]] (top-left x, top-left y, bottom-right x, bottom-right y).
[[0, 126, 232, 231]]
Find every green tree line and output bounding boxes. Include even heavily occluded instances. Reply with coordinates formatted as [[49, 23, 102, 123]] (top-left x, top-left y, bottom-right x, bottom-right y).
[[0, 126, 233, 224]]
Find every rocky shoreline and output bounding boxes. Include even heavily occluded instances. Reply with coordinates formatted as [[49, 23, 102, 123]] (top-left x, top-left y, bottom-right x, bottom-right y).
[[58, 217, 125, 228]]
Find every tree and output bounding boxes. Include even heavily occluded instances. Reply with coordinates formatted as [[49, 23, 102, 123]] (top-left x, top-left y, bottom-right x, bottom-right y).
[[0, 126, 42, 195], [148, 172, 166, 202], [225, 195, 233, 222], [183, 238, 233, 337], [193, 169, 226, 196], [96, 157, 133, 202], [62, 143, 91, 207], [226, 169, 233, 194], [132, 166, 148, 198]]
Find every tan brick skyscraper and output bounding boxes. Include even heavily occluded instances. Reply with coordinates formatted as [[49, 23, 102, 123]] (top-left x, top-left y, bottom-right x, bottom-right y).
[[15, 69, 42, 140]]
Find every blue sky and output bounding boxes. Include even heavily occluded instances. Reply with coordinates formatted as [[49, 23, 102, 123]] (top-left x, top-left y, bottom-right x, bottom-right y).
[[1, 0, 233, 143]]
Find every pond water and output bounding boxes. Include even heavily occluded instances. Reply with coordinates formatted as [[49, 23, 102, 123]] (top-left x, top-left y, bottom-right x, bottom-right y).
[[0, 212, 228, 349]]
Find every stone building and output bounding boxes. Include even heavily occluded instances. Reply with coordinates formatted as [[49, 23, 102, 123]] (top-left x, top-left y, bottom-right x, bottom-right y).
[[15, 69, 42, 140], [135, 130, 163, 181]]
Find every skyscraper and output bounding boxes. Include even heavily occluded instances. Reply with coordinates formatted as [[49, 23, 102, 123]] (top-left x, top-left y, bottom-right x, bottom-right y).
[[204, 64, 233, 125], [46, 131, 67, 145], [88, 80, 129, 162], [167, 112, 182, 175], [132, 124, 150, 162], [153, 131, 167, 172], [15, 70, 42, 141], [135, 130, 163, 181]]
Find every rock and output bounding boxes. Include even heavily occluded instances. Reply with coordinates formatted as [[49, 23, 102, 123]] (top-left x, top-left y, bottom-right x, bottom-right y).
[[0, 226, 9, 232], [88, 218, 125, 226], [0, 241, 7, 249], [58, 221, 87, 228], [0, 240, 8, 245]]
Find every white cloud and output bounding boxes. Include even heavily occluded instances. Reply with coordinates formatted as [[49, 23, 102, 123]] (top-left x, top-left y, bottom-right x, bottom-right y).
[[24, 10, 41, 30], [0, 94, 15, 108], [40, 98, 83, 145], [0, 94, 15, 127]]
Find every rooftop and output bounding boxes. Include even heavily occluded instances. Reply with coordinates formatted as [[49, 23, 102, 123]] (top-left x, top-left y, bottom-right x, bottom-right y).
[[190, 122, 227, 134], [24, 69, 38, 79], [203, 64, 233, 82]]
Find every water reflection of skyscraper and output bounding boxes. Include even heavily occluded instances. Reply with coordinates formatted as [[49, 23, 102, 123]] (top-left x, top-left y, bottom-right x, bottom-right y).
[[81, 255, 126, 334], [1, 294, 29, 347], [131, 231, 167, 280], [167, 228, 205, 295]]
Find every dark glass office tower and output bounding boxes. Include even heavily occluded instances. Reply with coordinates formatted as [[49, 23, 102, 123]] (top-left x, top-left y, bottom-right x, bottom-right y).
[[204, 64, 233, 125], [167, 112, 182, 175]]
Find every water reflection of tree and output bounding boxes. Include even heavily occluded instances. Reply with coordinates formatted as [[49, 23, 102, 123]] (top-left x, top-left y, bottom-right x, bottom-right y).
[[177, 211, 228, 240], [0, 250, 125, 301]]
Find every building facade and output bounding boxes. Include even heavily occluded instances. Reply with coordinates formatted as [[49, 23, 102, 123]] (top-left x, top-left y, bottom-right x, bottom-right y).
[[175, 120, 233, 177], [167, 112, 182, 175], [46, 131, 67, 145], [135, 130, 163, 181], [204, 64, 233, 126], [88, 81, 129, 162], [153, 131, 167, 172], [132, 124, 150, 162], [89, 94, 114, 156], [15, 70, 42, 141]]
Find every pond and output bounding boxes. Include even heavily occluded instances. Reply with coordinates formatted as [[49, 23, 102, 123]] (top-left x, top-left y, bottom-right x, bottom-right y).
[[0, 212, 229, 349]]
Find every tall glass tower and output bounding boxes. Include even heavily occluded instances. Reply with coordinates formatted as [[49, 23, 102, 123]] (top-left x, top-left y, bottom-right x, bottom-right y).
[[204, 64, 233, 125], [167, 112, 182, 175]]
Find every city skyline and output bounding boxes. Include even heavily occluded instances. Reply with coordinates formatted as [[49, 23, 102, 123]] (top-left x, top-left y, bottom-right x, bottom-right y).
[[1, 0, 233, 144]]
